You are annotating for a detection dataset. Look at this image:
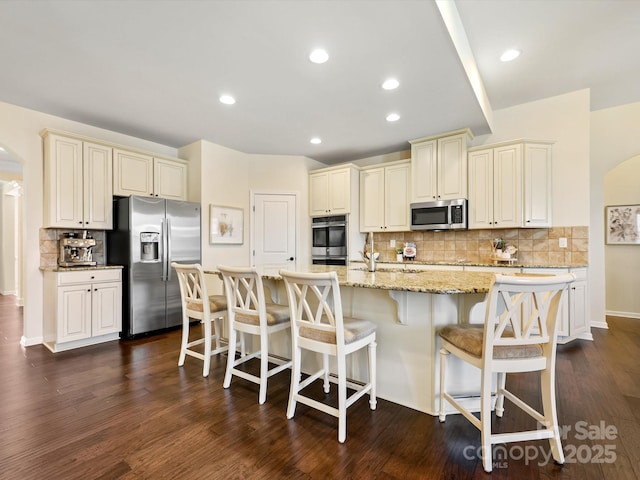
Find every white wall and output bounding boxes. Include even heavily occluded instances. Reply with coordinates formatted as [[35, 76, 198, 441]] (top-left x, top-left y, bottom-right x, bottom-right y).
[[603, 156, 640, 318], [0, 100, 180, 346]]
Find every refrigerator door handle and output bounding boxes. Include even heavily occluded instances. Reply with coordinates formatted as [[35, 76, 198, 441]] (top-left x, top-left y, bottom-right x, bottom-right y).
[[161, 218, 167, 281], [167, 217, 172, 281]]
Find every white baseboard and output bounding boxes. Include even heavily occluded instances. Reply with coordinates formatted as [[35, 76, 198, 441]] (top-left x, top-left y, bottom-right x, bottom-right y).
[[1, 289, 16, 295], [591, 321, 609, 329], [20, 335, 43, 347], [605, 310, 640, 320]]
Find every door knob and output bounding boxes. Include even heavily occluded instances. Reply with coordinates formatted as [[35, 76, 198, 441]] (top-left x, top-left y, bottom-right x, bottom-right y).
[[288, 257, 294, 261]]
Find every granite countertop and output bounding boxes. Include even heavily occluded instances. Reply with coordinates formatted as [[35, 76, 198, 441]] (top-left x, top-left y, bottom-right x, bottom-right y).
[[350, 260, 588, 269], [40, 264, 124, 272], [206, 265, 495, 295]]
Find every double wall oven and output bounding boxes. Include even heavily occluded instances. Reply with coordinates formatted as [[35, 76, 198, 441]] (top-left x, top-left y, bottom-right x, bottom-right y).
[[311, 215, 348, 265]]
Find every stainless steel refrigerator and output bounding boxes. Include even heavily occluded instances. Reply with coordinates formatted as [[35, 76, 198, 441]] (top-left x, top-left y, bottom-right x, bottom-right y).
[[107, 196, 201, 338]]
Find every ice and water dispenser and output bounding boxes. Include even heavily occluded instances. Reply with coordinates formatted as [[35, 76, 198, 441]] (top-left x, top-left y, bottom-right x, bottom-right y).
[[140, 232, 160, 262]]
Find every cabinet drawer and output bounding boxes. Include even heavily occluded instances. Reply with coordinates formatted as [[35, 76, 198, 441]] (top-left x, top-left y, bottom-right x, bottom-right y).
[[57, 269, 122, 285]]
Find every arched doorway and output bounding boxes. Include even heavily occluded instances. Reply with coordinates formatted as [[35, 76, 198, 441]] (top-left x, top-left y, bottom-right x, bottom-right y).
[[603, 154, 640, 319], [0, 143, 24, 307]]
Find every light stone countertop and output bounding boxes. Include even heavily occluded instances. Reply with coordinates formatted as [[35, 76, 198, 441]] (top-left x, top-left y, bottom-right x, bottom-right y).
[[39, 265, 124, 272], [206, 264, 496, 295], [350, 259, 588, 269]]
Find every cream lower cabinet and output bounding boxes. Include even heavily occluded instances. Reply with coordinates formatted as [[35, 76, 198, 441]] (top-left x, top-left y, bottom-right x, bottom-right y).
[[563, 268, 590, 342], [113, 149, 188, 200], [42, 132, 113, 229], [519, 267, 590, 343], [44, 269, 122, 352], [360, 160, 410, 232]]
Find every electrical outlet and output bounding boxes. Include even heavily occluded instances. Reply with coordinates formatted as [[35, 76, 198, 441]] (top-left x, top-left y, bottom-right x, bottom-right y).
[[559, 237, 568, 248], [390, 239, 396, 248]]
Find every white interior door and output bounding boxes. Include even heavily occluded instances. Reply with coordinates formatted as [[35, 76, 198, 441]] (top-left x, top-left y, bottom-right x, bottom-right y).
[[252, 192, 297, 268]]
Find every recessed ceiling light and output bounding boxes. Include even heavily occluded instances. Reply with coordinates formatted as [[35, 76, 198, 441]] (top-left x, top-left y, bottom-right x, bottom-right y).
[[500, 49, 521, 62], [309, 49, 329, 64], [219, 95, 236, 105], [382, 78, 400, 90], [386, 113, 400, 122], [310, 137, 322, 145]]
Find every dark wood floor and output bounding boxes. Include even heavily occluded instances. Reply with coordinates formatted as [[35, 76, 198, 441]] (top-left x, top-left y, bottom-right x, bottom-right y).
[[1, 294, 639, 479]]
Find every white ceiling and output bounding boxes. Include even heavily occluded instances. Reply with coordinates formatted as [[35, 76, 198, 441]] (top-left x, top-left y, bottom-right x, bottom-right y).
[[1, 0, 639, 165]]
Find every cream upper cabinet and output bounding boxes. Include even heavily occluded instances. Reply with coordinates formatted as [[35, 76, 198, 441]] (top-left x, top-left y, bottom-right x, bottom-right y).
[[523, 143, 552, 227], [410, 129, 471, 203], [153, 157, 188, 201], [113, 149, 153, 197], [43, 132, 113, 229], [468, 140, 552, 229], [309, 164, 358, 216], [114, 149, 187, 200], [360, 160, 410, 232], [493, 144, 523, 228]]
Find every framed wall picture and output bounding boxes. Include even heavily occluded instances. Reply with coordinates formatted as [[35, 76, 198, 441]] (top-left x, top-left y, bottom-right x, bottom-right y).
[[606, 205, 640, 244], [209, 205, 243, 244]]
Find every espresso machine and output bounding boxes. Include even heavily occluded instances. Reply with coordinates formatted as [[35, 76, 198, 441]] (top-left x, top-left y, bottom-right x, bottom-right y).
[[58, 233, 96, 267]]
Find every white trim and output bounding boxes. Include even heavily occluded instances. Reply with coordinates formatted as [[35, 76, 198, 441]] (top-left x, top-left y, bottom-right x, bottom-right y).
[[20, 335, 43, 347], [605, 310, 640, 320]]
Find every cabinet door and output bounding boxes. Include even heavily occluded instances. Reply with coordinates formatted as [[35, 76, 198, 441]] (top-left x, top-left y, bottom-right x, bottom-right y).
[[154, 158, 188, 200], [92, 281, 122, 336], [523, 143, 552, 227], [44, 134, 84, 228], [360, 167, 385, 232], [58, 285, 92, 343], [384, 163, 410, 232], [327, 168, 350, 214], [437, 134, 467, 200], [309, 172, 329, 216], [113, 149, 154, 197], [468, 149, 494, 229], [568, 278, 588, 337], [411, 140, 437, 202], [83, 142, 113, 229], [493, 144, 522, 228]]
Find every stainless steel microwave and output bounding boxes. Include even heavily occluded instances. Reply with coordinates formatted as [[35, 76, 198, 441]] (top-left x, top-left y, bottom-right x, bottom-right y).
[[410, 198, 468, 231]]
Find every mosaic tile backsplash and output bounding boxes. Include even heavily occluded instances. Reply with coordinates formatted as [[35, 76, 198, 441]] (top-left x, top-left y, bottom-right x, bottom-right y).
[[365, 226, 588, 265]]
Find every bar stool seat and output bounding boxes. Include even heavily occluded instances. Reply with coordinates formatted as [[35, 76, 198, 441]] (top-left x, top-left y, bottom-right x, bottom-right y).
[[172, 262, 229, 377], [438, 273, 575, 472], [280, 269, 377, 443], [218, 265, 292, 404]]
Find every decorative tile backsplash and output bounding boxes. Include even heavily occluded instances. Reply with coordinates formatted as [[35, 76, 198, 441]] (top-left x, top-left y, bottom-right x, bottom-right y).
[[367, 226, 588, 265], [39, 229, 106, 268], [40, 226, 588, 268]]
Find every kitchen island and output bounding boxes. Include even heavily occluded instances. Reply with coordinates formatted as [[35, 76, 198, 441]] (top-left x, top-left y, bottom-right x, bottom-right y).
[[207, 265, 495, 415]]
